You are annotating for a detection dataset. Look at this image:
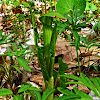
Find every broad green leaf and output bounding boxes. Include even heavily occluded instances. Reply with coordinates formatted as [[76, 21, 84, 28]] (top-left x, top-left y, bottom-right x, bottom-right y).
[[97, 22, 100, 29], [57, 87, 75, 95], [58, 58, 68, 74], [14, 1, 20, 6], [56, 0, 86, 16], [17, 57, 31, 72], [86, 2, 97, 11], [18, 84, 31, 94], [42, 89, 55, 100], [22, 1, 29, 7], [43, 12, 66, 19], [13, 94, 24, 100], [0, 88, 13, 96], [58, 58, 68, 88]]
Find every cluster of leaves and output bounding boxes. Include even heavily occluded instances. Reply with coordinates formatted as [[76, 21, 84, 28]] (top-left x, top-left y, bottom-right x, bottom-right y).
[[0, 0, 100, 100]]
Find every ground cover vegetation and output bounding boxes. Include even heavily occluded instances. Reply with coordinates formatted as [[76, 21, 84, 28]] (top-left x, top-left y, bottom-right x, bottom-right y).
[[0, 0, 100, 100]]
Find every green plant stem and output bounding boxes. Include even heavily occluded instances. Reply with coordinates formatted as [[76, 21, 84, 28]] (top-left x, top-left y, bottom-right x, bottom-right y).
[[76, 50, 81, 73], [29, 5, 37, 50], [47, 76, 54, 100]]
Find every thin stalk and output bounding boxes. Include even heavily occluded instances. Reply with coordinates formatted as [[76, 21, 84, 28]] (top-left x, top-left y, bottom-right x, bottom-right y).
[[47, 76, 54, 100], [29, 5, 38, 50], [76, 50, 81, 73]]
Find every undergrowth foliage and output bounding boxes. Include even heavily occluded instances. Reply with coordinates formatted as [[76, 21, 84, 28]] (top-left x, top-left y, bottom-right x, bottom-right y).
[[0, 0, 100, 100]]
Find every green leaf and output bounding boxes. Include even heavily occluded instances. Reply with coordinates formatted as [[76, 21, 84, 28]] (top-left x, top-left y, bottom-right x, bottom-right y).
[[18, 84, 31, 94], [43, 12, 66, 19], [97, 22, 100, 29], [28, 87, 41, 92], [58, 58, 68, 74], [49, 24, 57, 76], [80, 37, 88, 44], [57, 87, 75, 95], [91, 78, 100, 95], [13, 94, 24, 100], [58, 58, 68, 88], [74, 88, 92, 99], [16, 46, 29, 56], [28, 90, 41, 100], [80, 73, 95, 88], [0, 30, 2, 39], [53, 95, 80, 100], [14, 1, 20, 6], [56, 0, 86, 16], [37, 47, 49, 81], [17, 57, 31, 72], [0, 88, 13, 96], [39, 16, 53, 71], [42, 89, 55, 100], [7, 47, 12, 53], [76, 22, 86, 28], [12, 65, 22, 74], [89, 43, 100, 48], [64, 14, 72, 23], [72, 31, 80, 50], [60, 74, 82, 81], [12, 44, 18, 53], [88, 40, 98, 46], [22, 1, 29, 7], [3, 53, 15, 56], [66, 34, 71, 42], [92, 65, 99, 71], [57, 21, 70, 33], [86, 2, 97, 11]]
